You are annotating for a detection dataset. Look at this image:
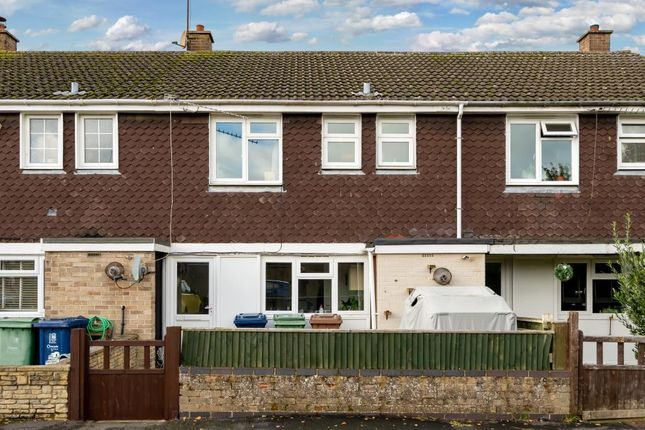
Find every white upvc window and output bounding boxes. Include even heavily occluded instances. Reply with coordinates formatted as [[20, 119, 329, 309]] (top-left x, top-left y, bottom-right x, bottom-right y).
[[0, 257, 44, 317], [75, 114, 119, 170], [376, 115, 416, 169], [210, 115, 282, 185], [20, 114, 64, 170], [322, 115, 361, 169], [506, 116, 579, 185], [617, 116, 645, 170], [262, 256, 367, 314]]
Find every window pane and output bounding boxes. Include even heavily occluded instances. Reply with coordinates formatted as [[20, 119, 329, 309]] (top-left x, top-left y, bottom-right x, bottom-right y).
[[266, 263, 292, 311], [30, 134, 44, 149], [98, 119, 113, 134], [300, 262, 330, 273], [99, 148, 113, 163], [381, 122, 409, 134], [622, 141, 645, 163], [595, 262, 620, 274], [85, 148, 99, 164], [44, 134, 58, 150], [85, 133, 99, 149], [593, 279, 622, 313], [44, 149, 58, 164], [542, 139, 572, 181], [248, 138, 279, 181], [0, 260, 35, 270], [510, 123, 536, 179], [30, 119, 44, 133], [177, 262, 209, 315], [338, 263, 364, 311], [561, 263, 587, 311], [0, 277, 38, 311], [30, 148, 43, 164], [44, 119, 58, 134], [250, 122, 277, 134], [298, 279, 331, 313], [85, 118, 99, 133], [381, 140, 410, 163], [327, 122, 355, 134], [327, 141, 356, 163], [622, 124, 645, 135], [99, 134, 113, 150], [544, 123, 573, 133], [485, 262, 502, 296], [215, 122, 243, 179]]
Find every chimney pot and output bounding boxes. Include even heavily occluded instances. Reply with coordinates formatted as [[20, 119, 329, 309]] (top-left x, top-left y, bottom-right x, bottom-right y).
[[196, 24, 205, 31], [182, 24, 213, 52], [577, 24, 612, 53], [590, 24, 600, 32]]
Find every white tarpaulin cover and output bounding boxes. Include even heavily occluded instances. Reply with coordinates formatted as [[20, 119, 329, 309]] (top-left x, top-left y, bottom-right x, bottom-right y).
[[399, 286, 517, 331]]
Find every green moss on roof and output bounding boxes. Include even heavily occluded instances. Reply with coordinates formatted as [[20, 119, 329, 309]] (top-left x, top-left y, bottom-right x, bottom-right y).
[[0, 50, 643, 102]]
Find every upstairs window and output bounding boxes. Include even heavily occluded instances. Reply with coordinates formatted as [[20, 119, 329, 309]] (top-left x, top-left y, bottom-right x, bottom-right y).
[[376, 115, 416, 169], [322, 115, 361, 170], [618, 116, 645, 170], [507, 117, 578, 185], [76, 114, 119, 170], [211, 116, 282, 185], [20, 114, 63, 170]]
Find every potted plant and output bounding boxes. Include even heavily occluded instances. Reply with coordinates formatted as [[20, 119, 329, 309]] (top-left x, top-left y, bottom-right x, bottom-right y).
[[543, 163, 571, 181]]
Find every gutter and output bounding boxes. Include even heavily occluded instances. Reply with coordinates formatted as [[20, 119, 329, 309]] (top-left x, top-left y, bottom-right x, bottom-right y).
[[456, 103, 465, 239]]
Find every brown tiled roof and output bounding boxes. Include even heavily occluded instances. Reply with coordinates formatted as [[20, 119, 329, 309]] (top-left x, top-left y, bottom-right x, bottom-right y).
[[0, 51, 643, 103]]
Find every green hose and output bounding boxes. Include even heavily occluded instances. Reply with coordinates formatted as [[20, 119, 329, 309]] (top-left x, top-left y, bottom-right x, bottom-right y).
[[87, 316, 113, 340]]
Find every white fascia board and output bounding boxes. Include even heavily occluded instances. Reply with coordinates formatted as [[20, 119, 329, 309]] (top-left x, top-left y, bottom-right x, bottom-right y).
[[374, 244, 490, 254], [169, 243, 368, 255], [0, 243, 44, 255], [489, 243, 644, 255], [41, 242, 170, 253]]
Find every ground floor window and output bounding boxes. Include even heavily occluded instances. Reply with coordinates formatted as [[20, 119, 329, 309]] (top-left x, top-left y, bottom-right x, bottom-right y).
[[263, 257, 367, 314], [176, 261, 210, 315], [559, 260, 621, 314], [485, 261, 503, 296], [0, 257, 42, 315]]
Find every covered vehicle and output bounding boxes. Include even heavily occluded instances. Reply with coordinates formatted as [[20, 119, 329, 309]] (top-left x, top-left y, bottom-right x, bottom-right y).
[[399, 286, 517, 331]]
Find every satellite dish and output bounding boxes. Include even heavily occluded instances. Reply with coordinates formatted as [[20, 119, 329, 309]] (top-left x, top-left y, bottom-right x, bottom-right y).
[[131, 256, 148, 283], [433, 267, 452, 285], [105, 262, 125, 281]]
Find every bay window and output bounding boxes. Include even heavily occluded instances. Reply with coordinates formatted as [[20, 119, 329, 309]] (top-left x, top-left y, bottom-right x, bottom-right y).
[[211, 116, 282, 185], [376, 115, 416, 169], [322, 115, 361, 169], [618, 116, 645, 169], [507, 117, 578, 185], [20, 114, 63, 170]]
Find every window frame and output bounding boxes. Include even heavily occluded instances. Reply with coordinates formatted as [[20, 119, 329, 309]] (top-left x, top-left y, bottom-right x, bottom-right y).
[[617, 116, 645, 170], [506, 116, 579, 186], [557, 259, 621, 318], [0, 256, 44, 318], [75, 113, 119, 170], [376, 115, 416, 169], [210, 115, 283, 186], [20, 113, 64, 170], [261, 256, 368, 315], [321, 115, 362, 170]]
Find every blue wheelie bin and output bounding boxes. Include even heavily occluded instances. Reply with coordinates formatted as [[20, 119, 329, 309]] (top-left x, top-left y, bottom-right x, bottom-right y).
[[33, 317, 89, 364], [234, 313, 268, 328]]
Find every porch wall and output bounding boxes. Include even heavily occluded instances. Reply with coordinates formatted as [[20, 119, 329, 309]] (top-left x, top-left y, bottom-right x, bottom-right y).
[[375, 253, 485, 329], [44, 251, 155, 338]]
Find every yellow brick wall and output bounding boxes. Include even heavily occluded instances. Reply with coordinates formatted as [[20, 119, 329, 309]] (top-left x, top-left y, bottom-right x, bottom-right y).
[[376, 253, 485, 329], [44, 252, 155, 339], [0, 365, 69, 420]]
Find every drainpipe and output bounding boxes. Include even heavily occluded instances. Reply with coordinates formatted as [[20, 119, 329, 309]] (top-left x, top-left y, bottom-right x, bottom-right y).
[[456, 103, 465, 239], [367, 247, 377, 329]]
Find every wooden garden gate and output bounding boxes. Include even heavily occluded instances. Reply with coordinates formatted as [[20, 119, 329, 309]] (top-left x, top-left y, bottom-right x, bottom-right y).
[[68, 327, 181, 421]]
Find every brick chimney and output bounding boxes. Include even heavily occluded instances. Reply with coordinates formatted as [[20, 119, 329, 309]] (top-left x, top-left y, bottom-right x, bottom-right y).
[[577, 24, 612, 53], [0, 16, 19, 51], [181, 24, 214, 52]]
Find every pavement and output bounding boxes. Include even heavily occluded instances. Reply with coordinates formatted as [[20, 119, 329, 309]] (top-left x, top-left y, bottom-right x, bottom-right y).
[[2, 416, 645, 430]]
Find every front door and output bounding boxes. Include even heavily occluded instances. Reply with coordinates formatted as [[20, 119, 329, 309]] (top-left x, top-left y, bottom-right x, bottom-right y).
[[167, 258, 215, 329]]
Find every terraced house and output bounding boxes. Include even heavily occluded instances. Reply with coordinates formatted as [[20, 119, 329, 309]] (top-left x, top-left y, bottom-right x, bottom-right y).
[[0, 21, 643, 360]]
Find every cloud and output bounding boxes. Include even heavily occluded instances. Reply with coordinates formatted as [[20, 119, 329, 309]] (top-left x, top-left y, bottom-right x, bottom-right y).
[[24, 27, 58, 37], [68, 15, 106, 32], [92, 15, 169, 51], [261, 0, 319, 16], [343, 11, 421, 35], [234, 21, 306, 43], [632, 34, 645, 45], [371, 0, 439, 5], [308, 36, 318, 44], [623, 45, 639, 53], [413, 0, 645, 51], [450, 7, 470, 15], [0, 0, 33, 15], [105, 16, 148, 41], [232, 0, 269, 12]]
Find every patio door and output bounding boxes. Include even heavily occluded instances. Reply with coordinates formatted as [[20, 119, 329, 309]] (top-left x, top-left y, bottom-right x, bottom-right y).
[[167, 258, 216, 329]]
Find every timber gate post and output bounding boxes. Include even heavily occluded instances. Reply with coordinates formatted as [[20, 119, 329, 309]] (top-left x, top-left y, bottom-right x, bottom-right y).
[[567, 312, 581, 416], [164, 326, 182, 420], [68, 328, 89, 420]]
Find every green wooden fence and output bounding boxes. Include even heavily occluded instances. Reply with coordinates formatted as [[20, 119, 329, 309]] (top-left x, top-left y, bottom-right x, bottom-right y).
[[182, 329, 554, 371]]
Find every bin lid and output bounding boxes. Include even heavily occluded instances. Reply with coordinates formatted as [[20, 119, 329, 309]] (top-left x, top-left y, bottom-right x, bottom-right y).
[[310, 314, 343, 324], [0, 318, 38, 328], [234, 313, 267, 321], [273, 313, 305, 321], [33, 317, 89, 328]]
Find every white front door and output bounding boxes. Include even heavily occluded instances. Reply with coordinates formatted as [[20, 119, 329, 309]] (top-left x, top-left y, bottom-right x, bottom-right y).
[[167, 257, 216, 329]]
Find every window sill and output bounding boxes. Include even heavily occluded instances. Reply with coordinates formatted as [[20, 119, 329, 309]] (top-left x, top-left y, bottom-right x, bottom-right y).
[[320, 169, 365, 176], [74, 169, 121, 175], [504, 186, 579, 194], [21, 169, 66, 175], [614, 170, 645, 176], [209, 185, 285, 193], [375, 169, 418, 175]]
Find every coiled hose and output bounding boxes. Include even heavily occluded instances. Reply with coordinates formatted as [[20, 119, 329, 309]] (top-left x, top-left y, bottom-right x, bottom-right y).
[[87, 316, 113, 340]]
